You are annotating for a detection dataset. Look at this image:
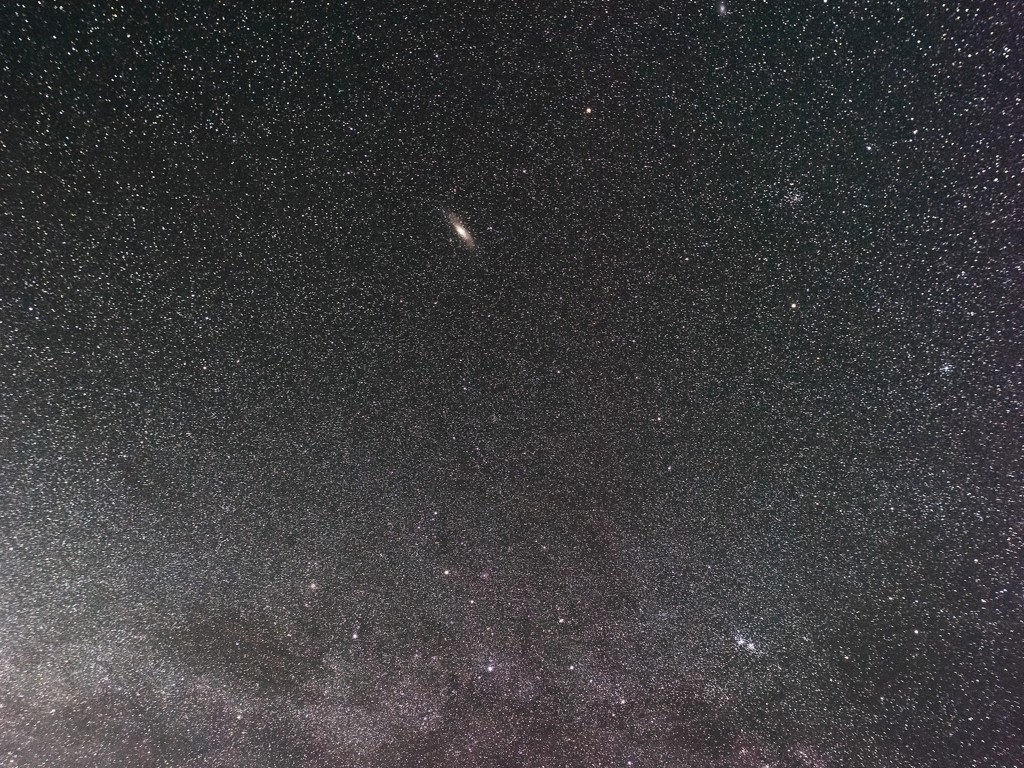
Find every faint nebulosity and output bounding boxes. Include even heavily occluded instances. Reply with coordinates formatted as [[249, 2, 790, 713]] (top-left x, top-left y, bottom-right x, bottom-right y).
[[1, 3, 1021, 767]]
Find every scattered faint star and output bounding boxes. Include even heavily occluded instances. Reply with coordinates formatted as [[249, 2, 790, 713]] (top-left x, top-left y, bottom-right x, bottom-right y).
[[2, 5, 1014, 766]]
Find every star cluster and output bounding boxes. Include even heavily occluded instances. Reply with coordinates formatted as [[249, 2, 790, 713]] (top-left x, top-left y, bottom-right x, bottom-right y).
[[1, 2, 1022, 767]]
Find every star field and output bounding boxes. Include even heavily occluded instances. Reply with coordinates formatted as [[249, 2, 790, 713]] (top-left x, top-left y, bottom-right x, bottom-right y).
[[1, 2, 1022, 767]]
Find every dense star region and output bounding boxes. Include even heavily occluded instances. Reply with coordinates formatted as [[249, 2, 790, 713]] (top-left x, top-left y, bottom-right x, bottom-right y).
[[1, 2, 1022, 767]]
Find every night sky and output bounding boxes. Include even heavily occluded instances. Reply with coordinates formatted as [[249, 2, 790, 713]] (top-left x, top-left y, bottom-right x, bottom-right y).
[[2, 2, 1022, 767]]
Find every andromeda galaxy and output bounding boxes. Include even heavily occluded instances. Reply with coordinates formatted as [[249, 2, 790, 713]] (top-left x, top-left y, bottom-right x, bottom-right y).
[[446, 211, 475, 249]]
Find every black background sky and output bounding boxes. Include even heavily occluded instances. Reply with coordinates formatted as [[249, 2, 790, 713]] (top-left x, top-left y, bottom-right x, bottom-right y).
[[1, 2, 1022, 767]]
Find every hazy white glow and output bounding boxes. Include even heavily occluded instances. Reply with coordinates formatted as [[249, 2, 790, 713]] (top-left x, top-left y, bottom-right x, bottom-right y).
[[445, 212, 476, 249]]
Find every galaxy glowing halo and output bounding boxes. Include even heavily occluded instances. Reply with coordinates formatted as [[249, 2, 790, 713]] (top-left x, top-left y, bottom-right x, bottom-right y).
[[445, 212, 475, 249]]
